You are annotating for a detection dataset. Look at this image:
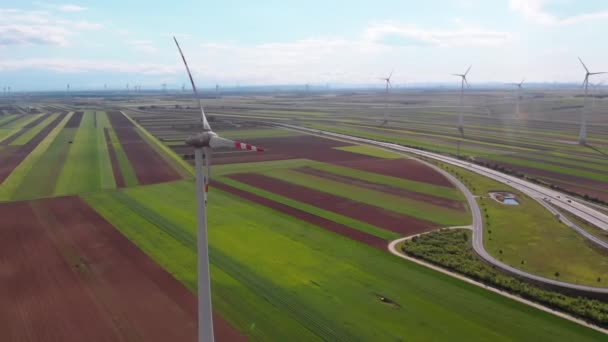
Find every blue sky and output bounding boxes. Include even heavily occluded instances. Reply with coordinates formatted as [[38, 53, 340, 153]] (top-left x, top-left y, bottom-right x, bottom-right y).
[[1, 0, 608, 90]]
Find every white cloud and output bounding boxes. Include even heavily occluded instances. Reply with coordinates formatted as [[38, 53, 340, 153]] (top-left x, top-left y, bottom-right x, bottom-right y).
[[510, 0, 608, 25], [57, 4, 87, 12], [0, 8, 101, 47], [363, 22, 512, 47], [0, 58, 178, 74], [128, 39, 159, 53]]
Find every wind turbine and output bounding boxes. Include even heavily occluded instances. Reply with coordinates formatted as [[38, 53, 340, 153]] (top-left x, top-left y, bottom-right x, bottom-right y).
[[578, 57, 606, 145], [173, 36, 265, 342], [379, 71, 393, 126], [508, 78, 525, 118], [452, 65, 471, 136]]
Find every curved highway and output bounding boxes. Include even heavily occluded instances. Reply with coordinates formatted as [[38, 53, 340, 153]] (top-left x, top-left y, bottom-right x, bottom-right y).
[[277, 123, 608, 294]]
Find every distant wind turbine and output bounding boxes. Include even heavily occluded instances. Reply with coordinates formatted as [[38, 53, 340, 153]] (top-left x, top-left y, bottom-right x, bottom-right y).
[[578, 57, 606, 145], [174, 36, 266, 342], [452, 65, 471, 136], [379, 70, 393, 126], [508, 78, 525, 118]]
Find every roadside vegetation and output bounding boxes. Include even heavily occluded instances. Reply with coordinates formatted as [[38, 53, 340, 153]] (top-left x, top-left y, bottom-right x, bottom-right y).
[[427, 158, 608, 287], [402, 229, 608, 327]]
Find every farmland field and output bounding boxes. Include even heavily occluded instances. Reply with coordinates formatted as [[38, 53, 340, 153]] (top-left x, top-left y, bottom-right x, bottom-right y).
[[83, 180, 605, 341], [0, 110, 189, 201], [1, 89, 608, 340]]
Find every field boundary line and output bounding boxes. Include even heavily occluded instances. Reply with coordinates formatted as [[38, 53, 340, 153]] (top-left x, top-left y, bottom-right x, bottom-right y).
[[120, 111, 194, 177]]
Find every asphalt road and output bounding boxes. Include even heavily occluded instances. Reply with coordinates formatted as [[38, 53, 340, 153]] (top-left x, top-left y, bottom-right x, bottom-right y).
[[279, 123, 608, 294]]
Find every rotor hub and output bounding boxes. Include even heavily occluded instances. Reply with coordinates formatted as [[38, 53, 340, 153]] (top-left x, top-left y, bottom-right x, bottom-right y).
[[186, 131, 216, 148]]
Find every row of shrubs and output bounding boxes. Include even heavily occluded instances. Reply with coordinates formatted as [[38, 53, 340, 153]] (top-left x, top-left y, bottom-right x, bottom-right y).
[[403, 229, 608, 327]]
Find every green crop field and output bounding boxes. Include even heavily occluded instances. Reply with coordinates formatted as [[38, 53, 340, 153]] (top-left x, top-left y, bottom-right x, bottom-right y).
[[0, 114, 44, 143], [217, 176, 400, 241], [0, 113, 73, 201], [10, 127, 77, 200], [10, 113, 59, 146], [334, 144, 403, 159], [106, 127, 139, 186], [261, 168, 470, 226], [432, 159, 608, 287], [55, 111, 115, 195], [82, 180, 604, 341], [214, 128, 299, 139]]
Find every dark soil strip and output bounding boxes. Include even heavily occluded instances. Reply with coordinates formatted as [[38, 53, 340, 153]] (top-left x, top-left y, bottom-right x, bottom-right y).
[[106, 111, 181, 185], [214, 181, 388, 250], [64, 111, 83, 128], [0, 112, 67, 184], [104, 128, 125, 187], [93, 112, 97, 128], [336, 158, 455, 188], [228, 173, 437, 236], [296, 166, 465, 210], [1, 113, 49, 146], [0, 197, 245, 342]]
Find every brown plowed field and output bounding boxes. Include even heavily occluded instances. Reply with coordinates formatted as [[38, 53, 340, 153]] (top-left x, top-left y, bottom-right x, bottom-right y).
[[107, 111, 181, 185], [1, 113, 50, 146], [336, 158, 454, 187], [213, 182, 388, 250], [64, 111, 83, 128], [104, 128, 125, 187], [296, 166, 465, 210], [0, 112, 67, 184], [210, 135, 371, 165], [0, 197, 245, 342], [228, 173, 436, 236]]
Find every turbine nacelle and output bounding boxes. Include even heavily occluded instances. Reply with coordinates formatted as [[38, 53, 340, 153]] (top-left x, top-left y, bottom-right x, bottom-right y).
[[186, 131, 217, 148]]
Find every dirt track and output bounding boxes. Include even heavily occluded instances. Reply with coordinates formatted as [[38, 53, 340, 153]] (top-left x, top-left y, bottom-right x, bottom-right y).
[[0, 197, 245, 342], [296, 166, 465, 210], [0, 112, 67, 184], [104, 128, 125, 187], [228, 173, 436, 236], [107, 111, 181, 185], [214, 182, 388, 249]]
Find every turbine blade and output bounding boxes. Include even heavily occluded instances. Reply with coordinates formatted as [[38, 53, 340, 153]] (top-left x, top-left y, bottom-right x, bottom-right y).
[[578, 57, 590, 73], [210, 135, 265, 152], [388, 70, 394, 80], [582, 75, 588, 88], [590, 72, 608, 75], [520, 78, 525, 86], [173, 36, 211, 131], [464, 65, 472, 76], [464, 77, 471, 88], [451, 74, 462, 77]]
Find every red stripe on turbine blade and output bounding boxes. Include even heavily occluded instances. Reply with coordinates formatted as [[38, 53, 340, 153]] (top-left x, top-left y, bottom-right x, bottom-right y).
[[257, 147, 265, 152], [246, 144, 252, 150], [205, 184, 209, 192], [234, 141, 241, 149]]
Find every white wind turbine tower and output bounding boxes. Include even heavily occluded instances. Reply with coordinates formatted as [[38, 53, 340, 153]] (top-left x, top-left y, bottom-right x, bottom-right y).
[[578, 57, 606, 145], [379, 71, 393, 126], [509, 78, 525, 118], [174, 36, 265, 342], [452, 65, 471, 136]]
